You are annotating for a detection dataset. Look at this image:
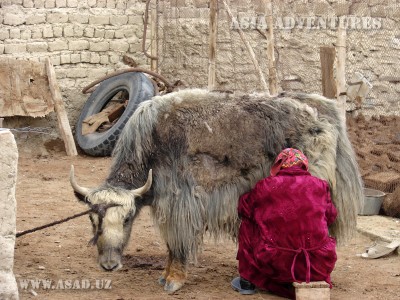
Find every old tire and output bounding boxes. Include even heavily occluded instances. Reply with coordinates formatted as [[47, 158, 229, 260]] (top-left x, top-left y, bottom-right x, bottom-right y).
[[75, 72, 155, 157]]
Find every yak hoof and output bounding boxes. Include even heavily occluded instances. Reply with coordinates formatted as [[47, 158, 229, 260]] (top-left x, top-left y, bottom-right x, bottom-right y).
[[158, 276, 166, 286], [164, 280, 184, 293]]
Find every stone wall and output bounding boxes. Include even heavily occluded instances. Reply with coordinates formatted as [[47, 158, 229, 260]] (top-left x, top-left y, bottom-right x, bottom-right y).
[[0, 130, 19, 300], [0, 0, 149, 142], [0, 0, 399, 148]]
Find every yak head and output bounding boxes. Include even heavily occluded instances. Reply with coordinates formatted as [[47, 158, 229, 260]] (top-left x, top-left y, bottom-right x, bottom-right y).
[[69, 165, 152, 272]]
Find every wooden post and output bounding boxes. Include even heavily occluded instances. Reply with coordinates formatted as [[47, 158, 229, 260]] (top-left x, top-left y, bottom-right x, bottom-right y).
[[320, 46, 337, 99], [222, 0, 269, 92], [264, 0, 278, 96], [150, 0, 158, 72], [336, 22, 347, 116], [208, 0, 218, 90], [45, 58, 78, 156]]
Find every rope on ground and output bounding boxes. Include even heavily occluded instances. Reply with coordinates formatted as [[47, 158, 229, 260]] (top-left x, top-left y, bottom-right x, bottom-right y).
[[16, 209, 92, 238]]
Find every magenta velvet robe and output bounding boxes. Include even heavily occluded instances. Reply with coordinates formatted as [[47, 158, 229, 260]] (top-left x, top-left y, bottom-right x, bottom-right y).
[[237, 166, 338, 299]]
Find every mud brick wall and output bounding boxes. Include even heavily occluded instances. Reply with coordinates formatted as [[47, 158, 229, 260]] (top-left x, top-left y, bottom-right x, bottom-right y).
[[0, 130, 19, 300], [0, 0, 399, 146], [158, 0, 400, 116], [0, 0, 149, 134]]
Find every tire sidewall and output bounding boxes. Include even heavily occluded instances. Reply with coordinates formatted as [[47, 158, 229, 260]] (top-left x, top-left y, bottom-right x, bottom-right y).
[[76, 72, 154, 156]]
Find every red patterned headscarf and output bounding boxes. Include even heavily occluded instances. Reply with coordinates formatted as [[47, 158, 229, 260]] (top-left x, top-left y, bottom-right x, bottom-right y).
[[270, 148, 309, 176]]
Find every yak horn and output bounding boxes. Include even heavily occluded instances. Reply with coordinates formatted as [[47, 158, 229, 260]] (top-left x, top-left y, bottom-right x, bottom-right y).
[[132, 169, 153, 197], [70, 165, 92, 197]]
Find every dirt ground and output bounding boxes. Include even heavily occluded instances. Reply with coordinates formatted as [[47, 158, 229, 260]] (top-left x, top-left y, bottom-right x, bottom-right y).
[[13, 114, 400, 300]]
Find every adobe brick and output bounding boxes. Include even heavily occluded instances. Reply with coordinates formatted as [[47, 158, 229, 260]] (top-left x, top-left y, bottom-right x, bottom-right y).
[[48, 40, 68, 51], [170, 0, 185, 7], [55, 0, 66, 7], [110, 40, 129, 52], [20, 29, 32, 40], [94, 28, 105, 38], [9, 28, 21, 39], [23, 0, 34, 8], [31, 28, 42, 38], [26, 14, 46, 25], [194, 0, 208, 8], [89, 15, 110, 25], [50, 55, 61, 66], [34, 0, 45, 8], [89, 41, 110, 51], [69, 40, 89, 50], [4, 43, 27, 54], [90, 53, 101, 64], [114, 29, 125, 38], [100, 55, 109, 64], [53, 26, 63, 37], [116, 0, 126, 9], [110, 15, 128, 25], [65, 68, 87, 78], [106, 0, 116, 8], [47, 13, 69, 23], [69, 14, 89, 24], [27, 42, 48, 52], [0, 29, 10, 41], [97, 0, 106, 8], [84, 27, 95, 38], [87, 67, 108, 78], [64, 25, 74, 37], [67, 0, 78, 7], [104, 30, 115, 39], [128, 15, 143, 25], [60, 54, 71, 64], [43, 26, 54, 38], [3, 13, 26, 26], [45, 0, 55, 8], [70, 54, 81, 63], [129, 42, 141, 53], [109, 53, 119, 64], [81, 52, 91, 62], [74, 25, 84, 37]]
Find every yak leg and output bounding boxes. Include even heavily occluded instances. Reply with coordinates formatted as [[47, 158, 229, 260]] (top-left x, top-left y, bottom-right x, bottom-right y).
[[162, 247, 188, 292], [158, 248, 173, 286]]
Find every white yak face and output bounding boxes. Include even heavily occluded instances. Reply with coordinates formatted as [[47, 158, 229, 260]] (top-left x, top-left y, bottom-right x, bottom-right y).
[[70, 166, 152, 272], [87, 189, 137, 272]]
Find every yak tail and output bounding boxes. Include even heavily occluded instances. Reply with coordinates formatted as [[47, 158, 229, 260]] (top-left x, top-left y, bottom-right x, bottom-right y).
[[331, 116, 364, 244], [288, 92, 364, 244]]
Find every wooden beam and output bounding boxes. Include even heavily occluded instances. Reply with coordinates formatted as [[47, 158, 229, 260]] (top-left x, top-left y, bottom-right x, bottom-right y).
[[336, 23, 347, 116], [264, 0, 278, 96], [208, 0, 218, 90], [45, 58, 78, 156], [320, 46, 337, 99], [150, 0, 158, 72]]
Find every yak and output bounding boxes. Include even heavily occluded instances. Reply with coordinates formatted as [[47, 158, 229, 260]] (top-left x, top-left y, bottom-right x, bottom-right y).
[[70, 89, 363, 293]]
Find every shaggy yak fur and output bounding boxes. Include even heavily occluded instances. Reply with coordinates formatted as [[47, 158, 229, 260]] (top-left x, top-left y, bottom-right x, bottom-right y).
[[72, 89, 363, 292]]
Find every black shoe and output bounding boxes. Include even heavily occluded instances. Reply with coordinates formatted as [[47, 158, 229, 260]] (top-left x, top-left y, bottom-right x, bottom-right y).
[[240, 278, 256, 291], [231, 277, 256, 295]]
